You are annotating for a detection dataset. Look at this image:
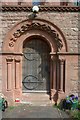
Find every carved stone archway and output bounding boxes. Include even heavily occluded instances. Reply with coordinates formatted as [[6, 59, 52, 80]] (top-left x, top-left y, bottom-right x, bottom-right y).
[[2, 19, 67, 105]]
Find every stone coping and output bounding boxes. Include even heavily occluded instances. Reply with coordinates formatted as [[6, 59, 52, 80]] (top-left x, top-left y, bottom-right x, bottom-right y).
[[1, 5, 80, 12]]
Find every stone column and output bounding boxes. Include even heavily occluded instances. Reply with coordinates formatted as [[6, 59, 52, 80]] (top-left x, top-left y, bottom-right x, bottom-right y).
[[15, 59, 20, 89], [13, 57, 22, 101], [59, 59, 65, 93], [56, 59, 60, 91], [6, 57, 13, 91], [53, 59, 57, 90], [50, 55, 53, 91], [50, 53, 57, 101]]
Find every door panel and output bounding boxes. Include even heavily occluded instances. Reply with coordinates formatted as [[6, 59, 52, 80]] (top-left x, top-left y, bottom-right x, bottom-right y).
[[22, 39, 50, 92]]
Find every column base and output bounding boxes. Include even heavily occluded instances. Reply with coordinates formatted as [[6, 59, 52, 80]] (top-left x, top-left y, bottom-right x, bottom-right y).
[[58, 91, 65, 103], [58, 89, 64, 94], [3, 90, 14, 106], [50, 89, 66, 105], [14, 89, 22, 100], [51, 89, 58, 104]]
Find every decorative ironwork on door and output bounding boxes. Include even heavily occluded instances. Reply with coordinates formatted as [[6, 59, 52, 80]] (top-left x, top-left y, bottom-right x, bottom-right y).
[[22, 38, 50, 92]]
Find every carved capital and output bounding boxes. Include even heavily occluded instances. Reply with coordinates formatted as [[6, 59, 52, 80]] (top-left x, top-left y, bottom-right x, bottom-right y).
[[15, 57, 20, 62], [50, 52, 57, 61], [51, 55, 54, 60], [6, 56, 13, 62], [60, 59, 65, 65]]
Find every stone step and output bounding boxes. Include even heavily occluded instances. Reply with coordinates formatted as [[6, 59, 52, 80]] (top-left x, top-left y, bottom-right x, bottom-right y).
[[22, 93, 50, 100], [20, 101, 52, 106], [20, 93, 51, 106]]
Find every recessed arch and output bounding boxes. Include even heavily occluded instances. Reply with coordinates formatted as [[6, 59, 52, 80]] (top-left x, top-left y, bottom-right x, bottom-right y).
[[15, 30, 58, 53], [23, 35, 52, 53]]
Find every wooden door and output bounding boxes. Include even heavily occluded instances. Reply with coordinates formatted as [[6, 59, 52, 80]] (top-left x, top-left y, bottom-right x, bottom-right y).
[[22, 38, 50, 93]]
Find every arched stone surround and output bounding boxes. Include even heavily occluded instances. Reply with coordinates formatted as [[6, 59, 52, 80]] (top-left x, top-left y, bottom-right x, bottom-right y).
[[2, 18, 67, 105]]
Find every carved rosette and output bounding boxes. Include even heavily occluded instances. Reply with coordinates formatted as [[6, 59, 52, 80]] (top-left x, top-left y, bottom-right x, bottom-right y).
[[9, 22, 63, 51]]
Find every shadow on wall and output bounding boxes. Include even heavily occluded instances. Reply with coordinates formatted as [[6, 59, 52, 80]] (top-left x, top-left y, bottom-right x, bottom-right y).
[[53, 91, 58, 105], [78, 13, 80, 100]]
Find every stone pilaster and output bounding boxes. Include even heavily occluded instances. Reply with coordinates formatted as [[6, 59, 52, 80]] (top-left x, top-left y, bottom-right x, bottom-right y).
[[6, 57, 13, 91], [59, 59, 65, 92], [50, 53, 57, 101], [15, 58, 20, 89]]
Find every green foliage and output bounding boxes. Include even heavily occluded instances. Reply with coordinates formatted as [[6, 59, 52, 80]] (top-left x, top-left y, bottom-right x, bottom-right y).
[[54, 98, 80, 119], [66, 101, 80, 120], [57, 95, 79, 110], [53, 101, 80, 120], [78, 102, 80, 110]]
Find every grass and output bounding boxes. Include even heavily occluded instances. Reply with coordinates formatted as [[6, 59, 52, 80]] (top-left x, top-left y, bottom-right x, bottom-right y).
[[8, 103, 31, 111], [8, 106, 15, 110], [53, 100, 80, 120], [69, 101, 80, 120], [68, 109, 80, 120], [54, 104, 80, 120]]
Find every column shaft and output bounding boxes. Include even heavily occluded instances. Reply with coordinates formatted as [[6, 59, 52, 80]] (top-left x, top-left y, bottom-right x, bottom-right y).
[[15, 60, 20, 89], [50, 58, 53, 89], [6, 57, 13, 91], [7, 63, 12, 90], [60, 60, 64, 92], [53, 60, 57, 90]]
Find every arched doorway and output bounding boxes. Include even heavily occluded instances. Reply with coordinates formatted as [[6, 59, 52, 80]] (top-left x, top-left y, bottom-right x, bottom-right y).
[[22, 37, 51, 93], [2, 19, 67, 105]]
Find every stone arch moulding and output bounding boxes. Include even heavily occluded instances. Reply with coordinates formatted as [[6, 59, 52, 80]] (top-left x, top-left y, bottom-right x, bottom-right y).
[[2, 18, 68, 105], [3, 18, 68, 53]]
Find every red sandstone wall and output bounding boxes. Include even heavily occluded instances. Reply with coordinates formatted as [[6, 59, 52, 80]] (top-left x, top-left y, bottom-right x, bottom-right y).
[[0, 0, 76, 6], [0, 8, 79, 97]]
